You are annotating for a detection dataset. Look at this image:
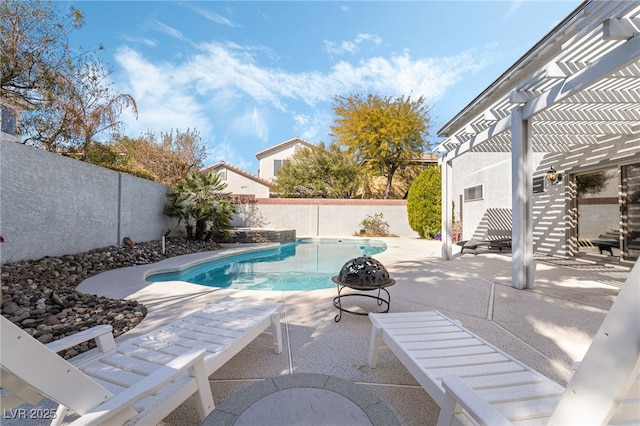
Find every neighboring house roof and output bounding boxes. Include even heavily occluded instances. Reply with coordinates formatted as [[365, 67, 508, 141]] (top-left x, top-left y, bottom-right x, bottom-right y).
[[255, 137, 316, 159], [204, 161, 272, 187], [412, 153, 439, 164]]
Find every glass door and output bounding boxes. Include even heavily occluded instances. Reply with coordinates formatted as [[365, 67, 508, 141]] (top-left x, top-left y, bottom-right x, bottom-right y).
[[573, 162, 640, 262], [621, 163, 640, 262], [574, 168, 620, 257]]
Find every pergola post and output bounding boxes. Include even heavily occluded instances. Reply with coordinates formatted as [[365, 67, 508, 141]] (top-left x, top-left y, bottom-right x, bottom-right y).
[[441, 158, 453, 260], [511, 106, 534, 289]]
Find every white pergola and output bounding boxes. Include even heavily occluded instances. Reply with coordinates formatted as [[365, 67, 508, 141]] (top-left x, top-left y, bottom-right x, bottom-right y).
[[437, 0, 640, 289]]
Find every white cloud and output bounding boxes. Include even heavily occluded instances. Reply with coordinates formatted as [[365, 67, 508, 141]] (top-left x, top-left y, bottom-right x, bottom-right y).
[[293, 111, 333, 142], [231, 107, 269, 142], [327, 49, 486, 102], [153, 20, 186, 41], [112, 41, 491, 164], [118, 40, 485, 116], [193, 7, 238, 27], [113, 47, 212, 138], [324, 33, 383, 56], [122, 35, 156, 47], [503, 0, 523, 23], [206, 139, 257, 172]]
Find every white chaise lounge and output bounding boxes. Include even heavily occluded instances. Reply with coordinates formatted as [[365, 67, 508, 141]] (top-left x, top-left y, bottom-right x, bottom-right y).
[[1, 296, 283, 425], [368, 262, 639, 425]]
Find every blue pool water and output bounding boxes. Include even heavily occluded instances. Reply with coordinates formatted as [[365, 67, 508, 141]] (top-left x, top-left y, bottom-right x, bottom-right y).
[[147, 238, 387, 291]]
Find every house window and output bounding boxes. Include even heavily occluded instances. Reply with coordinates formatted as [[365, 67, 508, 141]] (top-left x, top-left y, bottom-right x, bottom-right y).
[[274, 159, 289, 175], [533, 176, 545, 193], [218, 169, 227, 180], [464, 185, 483, 201], [1, 105, 17, 136]]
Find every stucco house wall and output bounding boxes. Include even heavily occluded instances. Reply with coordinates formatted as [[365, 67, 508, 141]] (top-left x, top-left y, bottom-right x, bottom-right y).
[[1, 99, 22, 144], [205, 162, 271, 198], [451, 152, 546, 239], [256, 137, 315, 181], [452, 140, 640, 257]]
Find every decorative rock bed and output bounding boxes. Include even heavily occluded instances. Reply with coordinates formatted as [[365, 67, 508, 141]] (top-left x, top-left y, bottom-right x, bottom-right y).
[[0, 238, 222, 359], [229, 228, 296, 244]]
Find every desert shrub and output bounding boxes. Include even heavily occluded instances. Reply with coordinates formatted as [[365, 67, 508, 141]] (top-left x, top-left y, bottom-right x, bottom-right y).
[[358, 212, 390, 236], [407, 166, 441, 238]]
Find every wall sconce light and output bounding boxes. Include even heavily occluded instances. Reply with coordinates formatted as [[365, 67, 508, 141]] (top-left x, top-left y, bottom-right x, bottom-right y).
[[546, 166, 562, 185]]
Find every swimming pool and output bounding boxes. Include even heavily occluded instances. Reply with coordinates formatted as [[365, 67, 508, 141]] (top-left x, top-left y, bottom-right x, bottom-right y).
[[147, 238, 387, 291]]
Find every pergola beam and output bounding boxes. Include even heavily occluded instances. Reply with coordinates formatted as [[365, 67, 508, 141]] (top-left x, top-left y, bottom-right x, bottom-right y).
[[442, 35, 640, 164], [522, 35, 640, 121], [535, 108, 640, 122], [532, 120, 635, 135], [444, 115, 511, 162], [603, 17, 640, 41]]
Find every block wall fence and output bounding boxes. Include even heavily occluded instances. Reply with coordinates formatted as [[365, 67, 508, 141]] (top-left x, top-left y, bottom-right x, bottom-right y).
[[0, 142, 175, 264], [233, 198, 419, 238], [1, 142, 419, 264]]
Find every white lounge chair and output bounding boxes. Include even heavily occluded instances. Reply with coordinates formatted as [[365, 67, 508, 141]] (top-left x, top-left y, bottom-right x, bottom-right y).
[[1, 296, 283, 425], [368, 261, 639, 425]]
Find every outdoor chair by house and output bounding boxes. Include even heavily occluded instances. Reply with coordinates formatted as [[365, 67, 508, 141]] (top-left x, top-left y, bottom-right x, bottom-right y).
[[459, 230, 512, 254], [1, 296, 283, 425], [368, 261, 639, 425]]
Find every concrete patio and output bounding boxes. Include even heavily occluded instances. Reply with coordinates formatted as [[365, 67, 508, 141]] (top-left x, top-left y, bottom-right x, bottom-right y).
[[9, 238, 630, 425]]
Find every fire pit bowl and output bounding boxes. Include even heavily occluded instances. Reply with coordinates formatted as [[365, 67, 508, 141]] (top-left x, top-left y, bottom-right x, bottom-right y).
[[331, 256, 395, 322]]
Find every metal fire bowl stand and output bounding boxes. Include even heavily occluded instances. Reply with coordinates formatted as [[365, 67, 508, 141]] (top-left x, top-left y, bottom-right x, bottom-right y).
[[331, 278, 395, 322]]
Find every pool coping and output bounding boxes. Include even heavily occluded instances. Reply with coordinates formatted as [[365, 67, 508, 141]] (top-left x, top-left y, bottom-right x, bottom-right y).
[[202, 373, 400, 425], [78, 239, 390, 298], [77, 242, 281, 299], [145, 238, 388, 291]]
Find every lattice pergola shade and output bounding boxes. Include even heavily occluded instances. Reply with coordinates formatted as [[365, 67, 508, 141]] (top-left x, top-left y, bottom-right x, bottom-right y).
[[436, 0, 640, 289], [437, 1, 640, 158]]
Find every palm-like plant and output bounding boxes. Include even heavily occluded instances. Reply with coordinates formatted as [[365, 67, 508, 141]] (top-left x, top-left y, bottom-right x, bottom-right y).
[[165, 171, 235, 241]]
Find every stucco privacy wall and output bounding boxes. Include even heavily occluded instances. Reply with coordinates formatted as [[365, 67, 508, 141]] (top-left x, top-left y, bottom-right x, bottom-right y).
[[232, 198, 418, 238], [0, 142, 173, 264]]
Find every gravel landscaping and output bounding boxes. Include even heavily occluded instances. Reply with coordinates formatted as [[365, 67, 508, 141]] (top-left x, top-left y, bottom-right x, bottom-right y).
[[1, 238, 221, 358]]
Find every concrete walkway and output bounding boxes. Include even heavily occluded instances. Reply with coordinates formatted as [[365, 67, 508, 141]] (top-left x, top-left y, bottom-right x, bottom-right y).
[[26, 238, 632, 425]]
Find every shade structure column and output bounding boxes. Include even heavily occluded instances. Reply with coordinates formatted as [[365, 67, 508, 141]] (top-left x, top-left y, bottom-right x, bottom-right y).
[[441, 157, 453, 260], [511, 106, 534, 289]]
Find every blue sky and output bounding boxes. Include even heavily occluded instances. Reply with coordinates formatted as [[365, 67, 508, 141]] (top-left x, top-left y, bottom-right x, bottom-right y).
[[66, 1, 580, 173]]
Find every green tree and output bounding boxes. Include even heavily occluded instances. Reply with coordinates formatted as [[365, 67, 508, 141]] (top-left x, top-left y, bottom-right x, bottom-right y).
[[22, 58, 137, 157], [3, 2, 137, 157], [330, 93, 431, 199], [165, 171, 236, 241], [84, 142, 156, 181], [271, 142, 360, 198], [115, 129, 206, 186], [67, 60, 138, 159], [407, 166, 441, 238], [1, 1, 84, 107]]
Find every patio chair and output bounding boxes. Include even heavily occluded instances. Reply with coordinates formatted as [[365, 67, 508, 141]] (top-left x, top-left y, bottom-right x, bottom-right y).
[[368, 261, 639, 425], [1, 296, 283, 425], [459, 230, 512, 254], [1, 315, 213, 425]]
